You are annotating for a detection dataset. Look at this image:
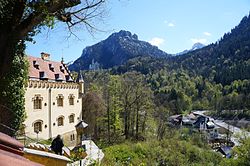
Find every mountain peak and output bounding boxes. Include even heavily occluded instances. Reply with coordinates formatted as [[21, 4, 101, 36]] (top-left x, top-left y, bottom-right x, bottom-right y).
[[176, 42, 205, 55], [191, 42, 205, 51], [69, 30, 169, 71], [109, 30, 138, 40]]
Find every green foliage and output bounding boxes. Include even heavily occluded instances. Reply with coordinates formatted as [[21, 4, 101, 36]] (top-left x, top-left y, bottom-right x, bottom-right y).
[[79, 13, 250, 165], [108, 14, 250, 115], [38, 139, 52, 145], [111, 53, 250, 116], [102, 137, 223, 166], [82, 91, 106, 140], [217, 137, 250, 166], [0, 41, 28, 135], [107, 75, 123, 137], [70, 147, 86, 162], [82, 71, 154, 142], [172, 14, 250, 86], [231, 137, 250, 165]]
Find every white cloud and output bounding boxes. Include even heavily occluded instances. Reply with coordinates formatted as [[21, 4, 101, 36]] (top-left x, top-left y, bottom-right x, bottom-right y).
[[168, 22, 175, 27], [164, 20, 175, 27], [149, 37, 165, 47], [203, 32, 211, 36], [191, 38, 207, 44]]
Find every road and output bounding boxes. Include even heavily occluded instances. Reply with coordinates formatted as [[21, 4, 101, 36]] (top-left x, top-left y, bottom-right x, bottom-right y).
[[193, 110, 250, 146]]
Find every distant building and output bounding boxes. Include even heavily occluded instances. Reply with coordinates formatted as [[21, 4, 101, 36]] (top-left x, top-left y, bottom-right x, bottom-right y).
[[23, 53, 84, 145], [217, 146, 232, 158], [89, 59, 100, 71]]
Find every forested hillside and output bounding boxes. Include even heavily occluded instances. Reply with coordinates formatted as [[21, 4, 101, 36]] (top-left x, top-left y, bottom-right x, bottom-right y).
[[172, 14, 250, 85], [78, 69, 250, 165], [72, 13, 250, 165], [112, 56, 250, 115], [110, 14, 250, 115]]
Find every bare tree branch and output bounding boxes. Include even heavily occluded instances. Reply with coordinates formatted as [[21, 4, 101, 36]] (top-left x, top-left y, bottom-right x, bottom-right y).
[[15, 0, 82, 39], [70, 0, 104, 15]]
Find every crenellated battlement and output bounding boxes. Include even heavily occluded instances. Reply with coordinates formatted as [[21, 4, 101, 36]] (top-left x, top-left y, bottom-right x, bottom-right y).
[[27, 80, 79, 89]]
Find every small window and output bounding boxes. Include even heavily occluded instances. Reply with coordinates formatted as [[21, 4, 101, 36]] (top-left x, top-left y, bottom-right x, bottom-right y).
[[33, 60, 39, 69], [69, 94, 75, 106], [69, 114, 75, 123], [57, 95, 64, 107], [55, 74, 63, 81], [39, 71, 48, 80], [33, 95, 42, 109], [58, 116, 64, 126], [33, 121, 42, 133], [70, 134, 75, 141], [49, 64, 54, 71], [60, 66, 65, 73]]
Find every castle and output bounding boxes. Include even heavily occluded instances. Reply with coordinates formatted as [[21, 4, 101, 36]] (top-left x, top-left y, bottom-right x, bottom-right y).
[[23, 53, 84, 145]]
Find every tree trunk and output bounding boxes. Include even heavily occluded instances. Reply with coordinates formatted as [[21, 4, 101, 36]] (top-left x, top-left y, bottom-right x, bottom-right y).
[[135, 102, 139, 139], [0, 37, 16, 78], [157, 121, 166, 140], [107, 92, 111, 143], [124, 104, 130, 139], [141, 112, 147, 134], [130, 107, 134, 137], [113, 103, 116, 136]]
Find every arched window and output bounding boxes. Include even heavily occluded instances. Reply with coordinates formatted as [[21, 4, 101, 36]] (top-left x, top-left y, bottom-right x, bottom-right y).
[[33, 120, 43, 133], [69, 114, 75, 123], [33, 95, 42, 109], [69, 94, 75, 105], [57, 94, 64, 107], [57, 116, 64, 126]]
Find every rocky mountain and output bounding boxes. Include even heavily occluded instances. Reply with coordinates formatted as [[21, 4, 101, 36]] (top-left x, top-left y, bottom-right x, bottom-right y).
[[69, 30, 169, 71], [176, 42, 205, 55], [70, 13, 250, 86]]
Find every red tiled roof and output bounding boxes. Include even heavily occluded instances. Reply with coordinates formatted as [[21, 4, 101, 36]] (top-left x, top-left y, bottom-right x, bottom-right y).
[[0, 132, 23, 150], [0, 132, 43, 166], [0, 149, 43, 166], [27, 56, 72, 82]]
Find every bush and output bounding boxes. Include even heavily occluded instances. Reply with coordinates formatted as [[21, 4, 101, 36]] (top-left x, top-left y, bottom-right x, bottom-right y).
[[102, 138, 223, 166]]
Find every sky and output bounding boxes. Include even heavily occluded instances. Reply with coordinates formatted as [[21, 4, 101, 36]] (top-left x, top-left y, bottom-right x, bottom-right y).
[[26, 0, 250, 63]]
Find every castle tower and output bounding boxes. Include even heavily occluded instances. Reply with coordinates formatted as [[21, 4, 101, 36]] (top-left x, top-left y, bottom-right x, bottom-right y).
[[77, 73, 84, 95]]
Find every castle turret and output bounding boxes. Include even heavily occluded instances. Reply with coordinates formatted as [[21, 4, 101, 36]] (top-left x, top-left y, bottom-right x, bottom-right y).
[[77, 73, 84, 94]]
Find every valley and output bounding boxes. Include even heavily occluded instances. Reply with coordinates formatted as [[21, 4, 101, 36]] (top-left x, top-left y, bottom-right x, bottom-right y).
[[67, 13, 250, 165], [1, 1, 250, 166]]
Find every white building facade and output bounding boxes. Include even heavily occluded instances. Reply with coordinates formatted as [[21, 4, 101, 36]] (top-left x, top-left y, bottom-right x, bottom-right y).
[[24, 53, 84, 145]]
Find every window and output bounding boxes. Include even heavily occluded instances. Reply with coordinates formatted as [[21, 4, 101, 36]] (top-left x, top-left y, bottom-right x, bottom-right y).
[[69, 94, 75, 105], [55, 74, 63, 81], [39, 71, 48, 80], [33, 60, 39, 69], [69, 114, 75, 123], [33, 120, 43, 133], [33, 95, 42, 109], [57, 94, 64, 107], [58, 116, 64, 126], [70, 134, 75, 141], [49, 64, 54, 71]]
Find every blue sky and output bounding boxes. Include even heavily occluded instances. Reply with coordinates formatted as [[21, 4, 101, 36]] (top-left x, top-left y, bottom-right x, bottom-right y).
[[26, 0, 250, 63]]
